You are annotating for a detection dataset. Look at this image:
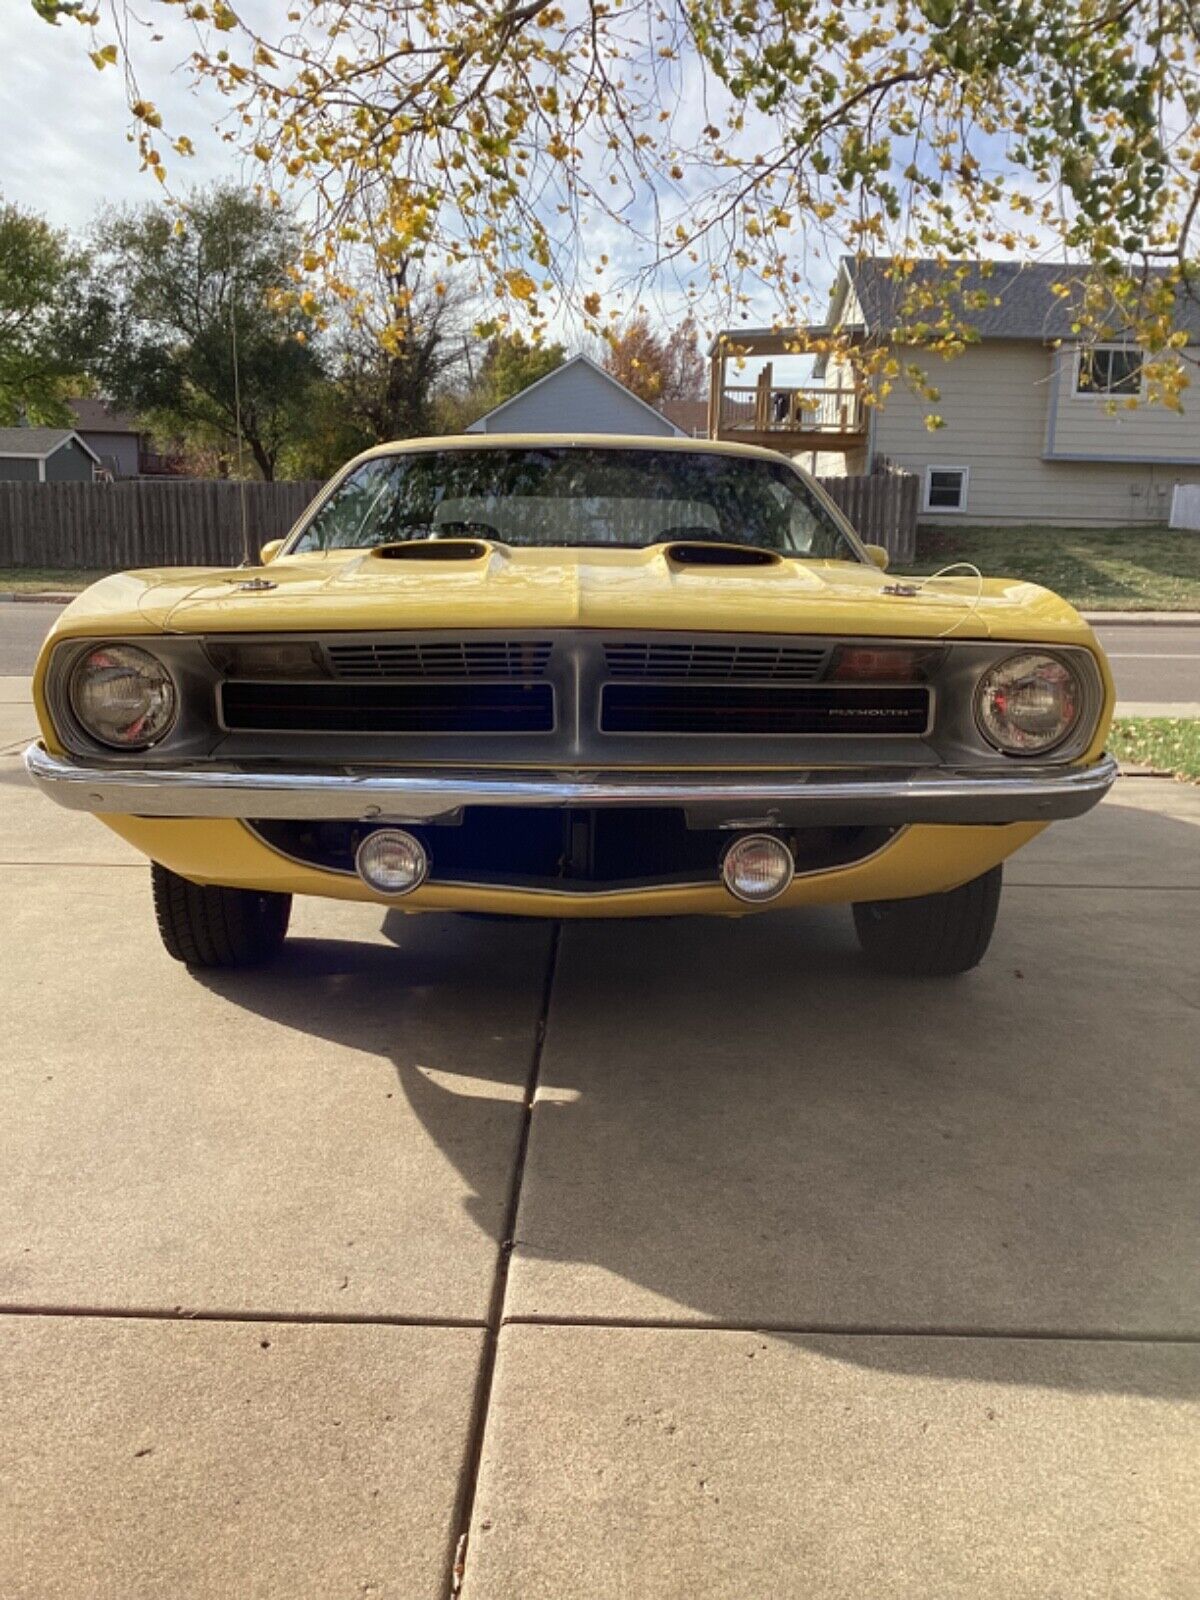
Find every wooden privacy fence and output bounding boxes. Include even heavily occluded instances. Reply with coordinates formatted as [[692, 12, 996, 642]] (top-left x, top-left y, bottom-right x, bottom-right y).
[[0, 480, 324, 569], [818, 471, 919, 564], [0, 470, 919, 570]]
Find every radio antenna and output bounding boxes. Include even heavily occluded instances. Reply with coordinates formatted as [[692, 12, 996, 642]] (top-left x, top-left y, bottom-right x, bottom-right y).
[[228, 230, 253, 565]]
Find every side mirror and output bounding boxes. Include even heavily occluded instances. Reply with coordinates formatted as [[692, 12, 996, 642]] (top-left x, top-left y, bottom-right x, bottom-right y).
[[864, 543, 889, 571], [259, 538, 285, 565]]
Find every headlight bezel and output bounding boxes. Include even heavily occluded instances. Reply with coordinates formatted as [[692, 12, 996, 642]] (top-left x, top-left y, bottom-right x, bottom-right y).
[[64, 642, 180, 752], [973, 649, 1086, 758]]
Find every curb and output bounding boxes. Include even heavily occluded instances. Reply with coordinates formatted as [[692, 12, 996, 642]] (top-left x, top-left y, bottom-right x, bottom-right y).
[[1084, 611, 1200, 625], [0, 593, 77, 605]]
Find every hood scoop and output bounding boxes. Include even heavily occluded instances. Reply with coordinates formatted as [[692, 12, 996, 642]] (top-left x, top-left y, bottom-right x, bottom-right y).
[[372, 538, 492, 562], [664, 541, 781, 568]]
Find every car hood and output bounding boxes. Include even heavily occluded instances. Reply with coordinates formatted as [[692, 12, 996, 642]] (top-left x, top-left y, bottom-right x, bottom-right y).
[[47, 543, 1094, 645]]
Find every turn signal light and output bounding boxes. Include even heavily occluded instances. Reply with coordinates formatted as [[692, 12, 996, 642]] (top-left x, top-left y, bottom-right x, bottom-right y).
[[829, 646, 935, 681], [208, 641, 326, 678]]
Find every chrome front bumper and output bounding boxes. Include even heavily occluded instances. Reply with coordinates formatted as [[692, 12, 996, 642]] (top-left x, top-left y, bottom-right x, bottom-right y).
[[24, 744, 1118, 829]]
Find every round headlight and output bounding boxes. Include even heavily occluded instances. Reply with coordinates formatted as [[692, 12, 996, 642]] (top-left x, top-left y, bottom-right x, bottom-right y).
[[722, 834, 795, 904], [69, 644, 177, 749], [975, 652, 1082, 755]]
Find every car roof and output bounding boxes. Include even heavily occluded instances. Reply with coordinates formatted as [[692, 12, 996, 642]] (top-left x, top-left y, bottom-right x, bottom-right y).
[[346, 433, 797, 467]]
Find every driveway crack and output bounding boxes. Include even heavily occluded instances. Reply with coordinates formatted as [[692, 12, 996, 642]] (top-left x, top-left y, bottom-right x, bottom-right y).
[[445, 920, 562, 1599]]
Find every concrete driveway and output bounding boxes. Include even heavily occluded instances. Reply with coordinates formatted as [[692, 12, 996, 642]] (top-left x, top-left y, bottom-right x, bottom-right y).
[[2, 672, 1198, 1598]]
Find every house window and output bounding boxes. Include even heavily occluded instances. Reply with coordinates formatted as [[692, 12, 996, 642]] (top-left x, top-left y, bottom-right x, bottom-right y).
[[924, 465, 969, 513], [1075, 345, 1143, 397]]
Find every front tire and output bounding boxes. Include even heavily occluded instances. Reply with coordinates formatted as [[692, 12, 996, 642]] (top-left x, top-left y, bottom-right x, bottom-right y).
[[852, 865, 1002, 977], [151, 863, 291, 969]]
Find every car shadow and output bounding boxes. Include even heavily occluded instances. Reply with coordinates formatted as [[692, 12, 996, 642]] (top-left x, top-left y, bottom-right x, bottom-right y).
[[195, 794, 1200, 1398]]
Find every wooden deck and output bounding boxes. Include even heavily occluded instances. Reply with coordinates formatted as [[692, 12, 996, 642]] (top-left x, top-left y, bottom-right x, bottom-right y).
[[706, 337, 868, 453]]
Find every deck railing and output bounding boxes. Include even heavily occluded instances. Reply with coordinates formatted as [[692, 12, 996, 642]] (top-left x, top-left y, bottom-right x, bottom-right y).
[[716, 380, 865, 437]]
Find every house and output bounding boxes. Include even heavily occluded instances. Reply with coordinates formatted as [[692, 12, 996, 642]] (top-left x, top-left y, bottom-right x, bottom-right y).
[[67, 398, 183, 478], [709, 257, 1200, 526], [68, 398, 144, 479], [0, 427, 101, 483], [467, 353, 685, 437], [659, 397, 709, 437]]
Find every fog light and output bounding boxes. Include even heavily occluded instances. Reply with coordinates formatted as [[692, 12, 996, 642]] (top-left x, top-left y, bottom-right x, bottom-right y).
[[721, 834, 795, 904], [355, 829, 428, 896]]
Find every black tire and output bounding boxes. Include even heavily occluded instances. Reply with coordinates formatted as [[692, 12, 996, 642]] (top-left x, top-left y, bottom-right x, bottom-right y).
[[852, 865, 1002, 977], [151, 862, 292, 969]]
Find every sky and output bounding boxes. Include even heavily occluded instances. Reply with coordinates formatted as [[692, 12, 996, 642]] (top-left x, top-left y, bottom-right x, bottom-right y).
[[1, 3, 236, 232]]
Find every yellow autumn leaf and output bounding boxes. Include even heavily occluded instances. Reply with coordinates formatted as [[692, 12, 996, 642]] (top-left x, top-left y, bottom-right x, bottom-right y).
[[504, 269, 537, 302], [89, 44, 119, 70]]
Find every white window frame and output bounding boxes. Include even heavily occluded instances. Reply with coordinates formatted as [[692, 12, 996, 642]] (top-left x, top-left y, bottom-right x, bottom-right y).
[[1072, 343, 1145, 400], [923, 464, 969, 514]]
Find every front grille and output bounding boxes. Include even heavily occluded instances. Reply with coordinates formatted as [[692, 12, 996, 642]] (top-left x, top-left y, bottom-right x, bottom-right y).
[[221, 679, 555, 734], [206, 631, 939, 755], [327, 639, 552, 679], [600, 683, 930, 736], [604, 640, 829, 682]]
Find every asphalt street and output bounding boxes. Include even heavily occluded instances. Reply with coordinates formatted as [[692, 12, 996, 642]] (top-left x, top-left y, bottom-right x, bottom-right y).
[[2, 601, 1196, 705]]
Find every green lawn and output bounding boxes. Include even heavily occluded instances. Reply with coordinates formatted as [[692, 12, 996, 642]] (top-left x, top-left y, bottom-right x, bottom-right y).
[[0, 568, 109, 595], [1108, 718, 1200, 781], [906, 525, 1200, 610]]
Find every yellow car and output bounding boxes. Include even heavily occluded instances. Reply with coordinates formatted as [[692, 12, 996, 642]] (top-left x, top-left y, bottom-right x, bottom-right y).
[[26, 434, 1117, 976]]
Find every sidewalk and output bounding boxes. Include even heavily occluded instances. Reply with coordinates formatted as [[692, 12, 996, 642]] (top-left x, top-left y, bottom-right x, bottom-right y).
[[2, 689, 1198, 1597], [1084, 610, 1200, 624], [1117, 701, 1200, 718]]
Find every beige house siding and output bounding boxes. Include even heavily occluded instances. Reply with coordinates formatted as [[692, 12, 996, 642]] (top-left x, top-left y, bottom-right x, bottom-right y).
[[1047, 346, 1200, 463], [870, 341, 1200, 524]]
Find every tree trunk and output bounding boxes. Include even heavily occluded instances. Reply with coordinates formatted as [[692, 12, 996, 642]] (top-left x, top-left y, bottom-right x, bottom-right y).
[[247, 434, 275, 481]]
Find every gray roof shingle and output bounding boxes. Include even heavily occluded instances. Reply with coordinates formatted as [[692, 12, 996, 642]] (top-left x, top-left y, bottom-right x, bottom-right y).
[[841, 256, 1200, 341], [0, 427, 78, 458], [68, 397, 141, 434]]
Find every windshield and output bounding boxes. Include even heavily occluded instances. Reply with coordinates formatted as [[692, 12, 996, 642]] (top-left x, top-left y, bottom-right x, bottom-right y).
[[291, 447, 861, 561]]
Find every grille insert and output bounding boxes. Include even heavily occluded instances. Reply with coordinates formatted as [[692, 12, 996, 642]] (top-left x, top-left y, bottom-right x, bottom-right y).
[[600, 683, 930, 736], [221, 679, 555, 734], [605, 640, 830, 683], [327, 639, 553, 680]]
